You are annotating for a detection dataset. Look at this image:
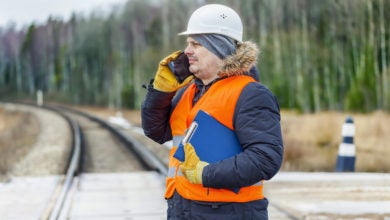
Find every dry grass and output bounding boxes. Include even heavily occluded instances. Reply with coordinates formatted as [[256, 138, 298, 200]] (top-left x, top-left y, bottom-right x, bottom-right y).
[[281, 110, 390, 172], [0, 108, 40, 179]]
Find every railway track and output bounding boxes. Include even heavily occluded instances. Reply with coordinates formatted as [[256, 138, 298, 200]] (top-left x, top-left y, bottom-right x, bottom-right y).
[[41, 105, 167, 219]]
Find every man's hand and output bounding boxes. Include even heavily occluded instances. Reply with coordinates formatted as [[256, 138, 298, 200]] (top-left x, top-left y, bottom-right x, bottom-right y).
[[153, 51, 194, 92], [179, 143, 209, 184]]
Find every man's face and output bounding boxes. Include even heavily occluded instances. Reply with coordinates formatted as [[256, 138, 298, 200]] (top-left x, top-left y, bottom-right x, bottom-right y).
[[184, 36, 222, 84]]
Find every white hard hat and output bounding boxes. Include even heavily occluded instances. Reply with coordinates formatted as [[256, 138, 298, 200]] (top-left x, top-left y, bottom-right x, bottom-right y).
[[178, 4, 243, 42]]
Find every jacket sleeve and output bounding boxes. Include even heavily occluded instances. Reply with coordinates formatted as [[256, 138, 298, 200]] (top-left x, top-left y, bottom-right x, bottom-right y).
[[141, 83, 175, 144], [202, 82, 284, 188]]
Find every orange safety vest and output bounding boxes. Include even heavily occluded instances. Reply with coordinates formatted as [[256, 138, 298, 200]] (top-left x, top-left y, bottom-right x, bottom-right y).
[[165, 75, 264, 202]]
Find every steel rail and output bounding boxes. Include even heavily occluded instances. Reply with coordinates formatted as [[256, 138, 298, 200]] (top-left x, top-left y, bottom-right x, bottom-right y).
[[46, 107, 82, 220]]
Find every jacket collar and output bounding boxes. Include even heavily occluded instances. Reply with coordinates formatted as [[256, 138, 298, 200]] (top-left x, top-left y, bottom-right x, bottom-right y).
[[218, 41, 259, 78]]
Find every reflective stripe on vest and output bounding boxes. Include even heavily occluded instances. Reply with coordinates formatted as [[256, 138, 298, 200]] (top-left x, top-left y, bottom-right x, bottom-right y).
[[164, 135, 184, 199], [169, 75, 265, 202], [167, 135, 184, 178]]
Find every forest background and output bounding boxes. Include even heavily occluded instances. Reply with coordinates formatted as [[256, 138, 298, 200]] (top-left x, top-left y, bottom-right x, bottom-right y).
[[0, 0, 389, 112]]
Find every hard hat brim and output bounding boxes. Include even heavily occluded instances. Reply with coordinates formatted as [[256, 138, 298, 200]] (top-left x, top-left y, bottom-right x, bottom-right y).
[[178, 30, 242, 43]]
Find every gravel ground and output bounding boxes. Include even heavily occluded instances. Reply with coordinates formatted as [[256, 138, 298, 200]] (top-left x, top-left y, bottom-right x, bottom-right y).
[[0, 103, 71, 178], [77, 114, 145, 173]]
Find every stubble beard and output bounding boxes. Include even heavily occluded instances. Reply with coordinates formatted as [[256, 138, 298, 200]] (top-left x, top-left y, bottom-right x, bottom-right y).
[[189, 65, 199, 75]]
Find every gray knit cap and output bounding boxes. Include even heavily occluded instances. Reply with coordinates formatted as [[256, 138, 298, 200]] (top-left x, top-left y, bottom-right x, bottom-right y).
[[191, 34, 236, 59]]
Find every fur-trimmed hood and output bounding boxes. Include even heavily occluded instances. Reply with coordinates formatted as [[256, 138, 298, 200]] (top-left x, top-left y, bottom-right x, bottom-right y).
[[218, 41, 259, 78]]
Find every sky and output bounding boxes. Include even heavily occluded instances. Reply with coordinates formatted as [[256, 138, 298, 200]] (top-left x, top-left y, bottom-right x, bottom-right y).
[[0, 0, 128, 29]]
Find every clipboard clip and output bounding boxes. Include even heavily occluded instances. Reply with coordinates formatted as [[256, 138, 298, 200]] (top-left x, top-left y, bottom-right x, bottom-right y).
[[182, 121, 198, 145]]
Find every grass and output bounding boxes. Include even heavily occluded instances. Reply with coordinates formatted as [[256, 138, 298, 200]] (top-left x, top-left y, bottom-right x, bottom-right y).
[[281, 110, 390, 172]]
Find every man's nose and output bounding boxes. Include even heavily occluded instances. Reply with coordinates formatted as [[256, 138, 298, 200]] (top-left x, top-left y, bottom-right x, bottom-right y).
[[184, 45, 193, 55]]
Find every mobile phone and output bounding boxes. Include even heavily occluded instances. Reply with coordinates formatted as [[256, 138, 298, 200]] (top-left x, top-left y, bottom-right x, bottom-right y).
[[168, 61, 176, 74], [169, 53, 192, 83]]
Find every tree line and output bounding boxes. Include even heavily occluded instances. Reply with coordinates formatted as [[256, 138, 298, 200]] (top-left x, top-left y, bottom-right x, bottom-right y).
[[0, 0, 389, 112]]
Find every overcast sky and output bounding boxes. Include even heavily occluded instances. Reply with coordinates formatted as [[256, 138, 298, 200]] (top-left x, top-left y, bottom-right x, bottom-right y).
[[0, 0, 128, 28]]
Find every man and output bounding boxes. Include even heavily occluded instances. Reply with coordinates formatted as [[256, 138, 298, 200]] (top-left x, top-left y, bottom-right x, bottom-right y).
[[141, 4, 283, 219]]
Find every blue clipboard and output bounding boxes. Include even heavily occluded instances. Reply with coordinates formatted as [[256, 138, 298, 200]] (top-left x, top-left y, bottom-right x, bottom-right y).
[[173, 110, 242, 193], [173, 110, 242, 163]]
